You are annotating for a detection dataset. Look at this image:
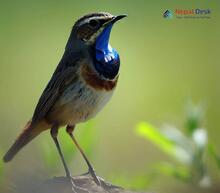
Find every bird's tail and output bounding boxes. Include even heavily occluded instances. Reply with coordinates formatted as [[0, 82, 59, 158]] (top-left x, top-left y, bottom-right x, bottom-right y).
[[3, 120, 48, 162]]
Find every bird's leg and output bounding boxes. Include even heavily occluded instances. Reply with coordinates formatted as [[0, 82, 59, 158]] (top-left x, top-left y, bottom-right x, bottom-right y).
[[51, 124, 90, 193], [50, 124, 71, 178], [66, 125, 101, 186]]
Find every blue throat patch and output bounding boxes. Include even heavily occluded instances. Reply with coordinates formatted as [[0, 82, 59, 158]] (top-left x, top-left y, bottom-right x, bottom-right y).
[[94, 24, 120, 79]]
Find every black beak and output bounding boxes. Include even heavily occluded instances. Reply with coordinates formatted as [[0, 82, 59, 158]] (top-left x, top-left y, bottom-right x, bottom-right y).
[[111, 14, 127, 23]]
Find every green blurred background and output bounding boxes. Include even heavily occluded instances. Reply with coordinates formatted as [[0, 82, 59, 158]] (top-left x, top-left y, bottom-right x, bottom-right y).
[[0, 0, 219, 193]]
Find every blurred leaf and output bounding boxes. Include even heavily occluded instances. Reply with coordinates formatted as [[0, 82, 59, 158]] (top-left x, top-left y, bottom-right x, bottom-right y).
[[135, 122, 192, 164], [161, 125, 193, 156], [208, 143, 220, 170], [154, 162, 191, 182], [185, 101, 204, 136], [198, 175, 211, 188], [192, 128, 207, 149]]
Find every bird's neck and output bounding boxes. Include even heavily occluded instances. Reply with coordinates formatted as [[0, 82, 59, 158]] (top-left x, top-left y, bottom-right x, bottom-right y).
[[94, 25, 120, 80]]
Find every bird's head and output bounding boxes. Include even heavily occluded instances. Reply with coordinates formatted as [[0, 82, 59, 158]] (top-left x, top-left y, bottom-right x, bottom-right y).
[[66, 12, 126, 80], [66, 12, 126, 49]]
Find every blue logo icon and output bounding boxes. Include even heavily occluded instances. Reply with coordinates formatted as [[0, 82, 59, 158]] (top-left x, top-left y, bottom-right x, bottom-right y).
[[163, 10, 173, 18]]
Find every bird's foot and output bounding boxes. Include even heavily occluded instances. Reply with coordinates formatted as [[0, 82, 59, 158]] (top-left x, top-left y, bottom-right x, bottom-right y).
[[88, 168, 101, 186]]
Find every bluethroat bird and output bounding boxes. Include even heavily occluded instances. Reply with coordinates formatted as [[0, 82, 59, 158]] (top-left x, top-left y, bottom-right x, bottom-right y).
[[3, 12, 126, 187]]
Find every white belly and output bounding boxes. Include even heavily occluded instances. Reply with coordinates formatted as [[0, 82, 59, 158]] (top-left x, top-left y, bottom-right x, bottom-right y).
[[51, 80, 114, 125]]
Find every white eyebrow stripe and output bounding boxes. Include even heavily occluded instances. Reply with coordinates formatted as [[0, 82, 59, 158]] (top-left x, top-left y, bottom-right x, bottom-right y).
[[78, 16, 110, 26]]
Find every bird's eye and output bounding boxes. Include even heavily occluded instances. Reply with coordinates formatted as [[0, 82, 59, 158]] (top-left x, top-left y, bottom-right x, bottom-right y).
[[89, 19, 99, 28]]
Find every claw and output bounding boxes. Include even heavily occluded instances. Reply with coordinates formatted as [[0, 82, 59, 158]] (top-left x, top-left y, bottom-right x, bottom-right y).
[[89, 168, 101, 186]]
